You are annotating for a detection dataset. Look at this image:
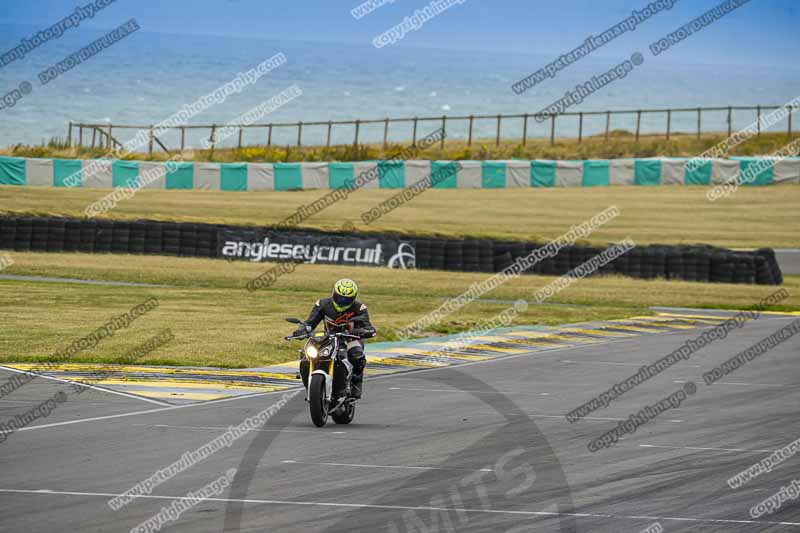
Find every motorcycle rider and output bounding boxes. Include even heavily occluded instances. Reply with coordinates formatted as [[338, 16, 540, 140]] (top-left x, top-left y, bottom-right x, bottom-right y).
[[293, 278, 376, 399]]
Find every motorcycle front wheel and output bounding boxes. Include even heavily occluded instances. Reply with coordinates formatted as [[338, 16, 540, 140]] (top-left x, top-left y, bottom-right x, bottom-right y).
[[309, 373, 328, 427]]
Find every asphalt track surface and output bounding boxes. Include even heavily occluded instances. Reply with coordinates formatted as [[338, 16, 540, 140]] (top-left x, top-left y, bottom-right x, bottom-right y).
[[1, 312, 799, 532]]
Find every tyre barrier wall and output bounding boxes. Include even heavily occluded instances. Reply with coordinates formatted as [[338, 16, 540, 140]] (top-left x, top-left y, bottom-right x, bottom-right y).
[[0, 216, 783, 285], [1, 156, 799, 190]]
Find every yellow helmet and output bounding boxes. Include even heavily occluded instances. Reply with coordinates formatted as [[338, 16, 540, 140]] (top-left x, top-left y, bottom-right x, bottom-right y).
[[332, 278, 358, 312]]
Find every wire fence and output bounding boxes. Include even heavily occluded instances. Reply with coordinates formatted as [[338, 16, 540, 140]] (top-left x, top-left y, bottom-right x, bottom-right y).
[[69, 104, 796, 155]]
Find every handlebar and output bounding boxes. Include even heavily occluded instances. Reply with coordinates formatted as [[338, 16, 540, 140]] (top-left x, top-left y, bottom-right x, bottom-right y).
[[284, 332, 362, 341]]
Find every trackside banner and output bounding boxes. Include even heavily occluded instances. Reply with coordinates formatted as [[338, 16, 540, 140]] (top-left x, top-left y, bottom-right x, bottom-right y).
[[218, 228, 416, 269]]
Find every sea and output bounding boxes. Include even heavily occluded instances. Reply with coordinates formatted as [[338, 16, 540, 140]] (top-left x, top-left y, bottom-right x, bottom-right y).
[[1, 25, 798, 151]]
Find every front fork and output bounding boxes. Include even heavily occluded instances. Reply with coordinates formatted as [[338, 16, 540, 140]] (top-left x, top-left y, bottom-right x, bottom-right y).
[[301, 357, 353, 403], [307, 359, 334, 401]]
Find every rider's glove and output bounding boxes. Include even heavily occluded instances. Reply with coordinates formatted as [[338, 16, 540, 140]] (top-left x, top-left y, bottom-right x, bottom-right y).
[[293, 324, 309, 337], [352, 327, 375, 338]]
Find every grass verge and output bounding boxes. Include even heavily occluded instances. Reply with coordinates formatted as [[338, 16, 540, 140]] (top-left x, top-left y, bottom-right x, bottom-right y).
[[1, 184, 798, 249], [1, 252, 797, 368], [5, 131, 799, 162]]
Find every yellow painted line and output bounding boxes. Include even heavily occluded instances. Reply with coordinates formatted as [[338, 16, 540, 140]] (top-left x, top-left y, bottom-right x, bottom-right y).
[[546, 334, 604, 343], [454, 335, 558, 347], [505, 332, 596, 344], [381, 348, 490, 361], [425, 353, 492, 361], [466, 335, 561, 346], [4, 363, 295, 381], [468, 335, 522, 343], [415, 339, 528, 352], [416, 340, 476, 349], [628, 315, 701, 323], [368, 357, 442, 368], [465, 344, 531, 354], [626, 317, 698, 326], [622, 321, 697, 330], [654, 313, 729, 322], [599, 324, 665, 333], [467, 336, 556, 347], [607, 319, 679, 328], [81, 379, 284, 392], [359, 368, 397, 375], [560, 328, 634, 338], [496, 337, 573, 347], [132, 390, 234, 401], [498, 330, 551, 339]]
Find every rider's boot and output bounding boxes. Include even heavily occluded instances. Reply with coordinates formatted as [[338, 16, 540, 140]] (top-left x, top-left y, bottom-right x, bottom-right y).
[[351, 374, 363, 399], [348, 346, 366, 399]]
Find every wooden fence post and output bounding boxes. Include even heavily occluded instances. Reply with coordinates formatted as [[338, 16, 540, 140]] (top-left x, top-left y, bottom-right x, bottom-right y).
[[727, 106, 732, 137], [522, 114, 528, 147], [635, 110, 642, 142], [326, 122, 331, 149], [267, 124, 273, 147], [467, 115, 474, 147], [440, 115, 446, 149], [756, 105, 761, 136], [578, 112, 583, 143], [666, 110, 671, 140], [353, 119, 360, 147], [550, 114, 556, 145], [180, 127, 186, 151], [696, 108, 701, 139], [412, 117, 418, 147], [148, 126, 154, 155], [297, 122, 303, 147], [209, 125, 216, 156], [67, 121, 73, 147], [383, 118, 389, 149], [495, 114, 502, 147]]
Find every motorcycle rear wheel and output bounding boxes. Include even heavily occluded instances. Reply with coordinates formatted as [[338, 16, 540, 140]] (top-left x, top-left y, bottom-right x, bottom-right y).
[[309, 374, 328, 427], [331, 401, 355, 424]]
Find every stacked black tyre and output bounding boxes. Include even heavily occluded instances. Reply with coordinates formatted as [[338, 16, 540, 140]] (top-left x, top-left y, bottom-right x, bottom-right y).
[[0, 218, 16, 251], [0, 216, 784, 285]]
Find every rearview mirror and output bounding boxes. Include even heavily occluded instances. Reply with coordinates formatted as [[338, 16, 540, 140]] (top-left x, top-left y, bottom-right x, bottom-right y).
[[285, 317, 302, 324]]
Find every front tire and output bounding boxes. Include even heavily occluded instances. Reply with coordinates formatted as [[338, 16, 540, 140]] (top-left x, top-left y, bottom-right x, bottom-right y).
[[309, 373, 328, 427], [331, 401, 355, 424]]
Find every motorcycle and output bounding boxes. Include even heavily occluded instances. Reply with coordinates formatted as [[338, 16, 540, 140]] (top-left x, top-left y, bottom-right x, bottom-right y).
[[284, 316, 366, 427]]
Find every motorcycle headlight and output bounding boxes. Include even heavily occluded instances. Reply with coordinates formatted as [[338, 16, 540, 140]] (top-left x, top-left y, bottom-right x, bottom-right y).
[[305, 345, 319, 359]]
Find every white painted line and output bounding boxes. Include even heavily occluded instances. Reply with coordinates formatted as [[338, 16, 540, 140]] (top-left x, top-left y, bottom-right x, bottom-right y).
[[0, 488, 797, 527], [133, 424, 345, 435], [529, 413, 682, 423], [639, 444, 776, 453], [388, 387, 550, 396], [563, 360, 701, 368], [674, 380, 789, 387], [0, 365, 171, 406], [281, 460, 493, 472], [12, 387, 303, 433], [367, 335, 640, 381], [0, 332, 663, 435]]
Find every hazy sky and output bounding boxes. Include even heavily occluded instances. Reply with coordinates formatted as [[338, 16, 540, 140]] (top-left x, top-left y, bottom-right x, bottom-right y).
[[2, 0, 797, 67]]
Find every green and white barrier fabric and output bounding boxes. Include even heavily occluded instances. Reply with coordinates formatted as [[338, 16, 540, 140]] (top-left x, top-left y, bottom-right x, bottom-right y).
[[1, 157, 798, 190]]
